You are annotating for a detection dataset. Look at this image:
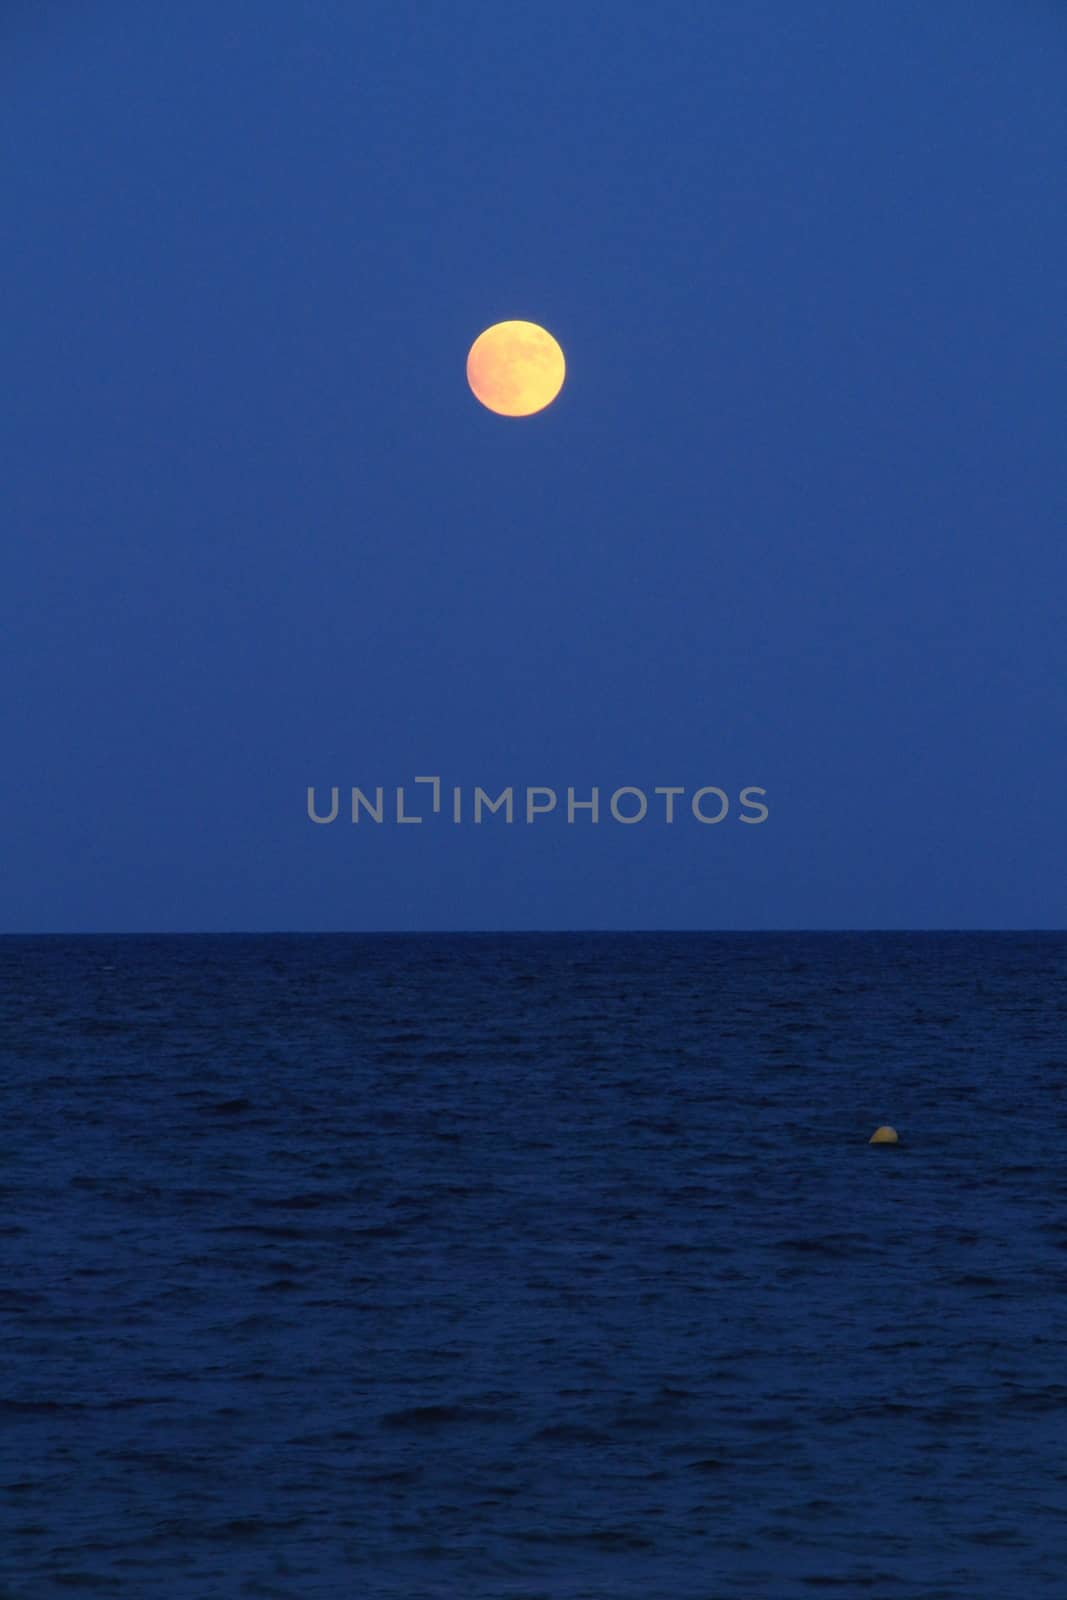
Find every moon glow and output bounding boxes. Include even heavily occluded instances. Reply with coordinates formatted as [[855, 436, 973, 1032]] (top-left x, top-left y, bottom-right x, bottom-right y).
[[466, 320, 566, 417]]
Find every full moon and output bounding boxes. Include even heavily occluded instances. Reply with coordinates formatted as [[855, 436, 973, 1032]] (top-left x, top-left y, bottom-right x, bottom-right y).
[[466, 320, 566, 417]]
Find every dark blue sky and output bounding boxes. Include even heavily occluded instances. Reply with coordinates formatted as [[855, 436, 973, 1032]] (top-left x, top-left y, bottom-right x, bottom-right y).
[[3, 1, 1064, 931]]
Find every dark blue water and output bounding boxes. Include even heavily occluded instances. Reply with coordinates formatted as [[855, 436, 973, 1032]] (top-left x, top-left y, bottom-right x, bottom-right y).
[[2, 933, 1066, 1598]]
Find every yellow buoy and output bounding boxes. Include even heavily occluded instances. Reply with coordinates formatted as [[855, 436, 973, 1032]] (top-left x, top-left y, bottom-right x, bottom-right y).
[[869, 1125, 899, 1144]]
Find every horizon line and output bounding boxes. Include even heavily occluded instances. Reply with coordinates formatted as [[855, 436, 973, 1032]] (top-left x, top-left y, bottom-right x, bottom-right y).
[[1, 927, 1065, 938]]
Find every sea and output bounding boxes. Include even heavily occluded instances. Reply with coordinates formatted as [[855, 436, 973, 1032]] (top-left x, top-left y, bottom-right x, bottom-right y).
[[1, 932, 1065, 1599]]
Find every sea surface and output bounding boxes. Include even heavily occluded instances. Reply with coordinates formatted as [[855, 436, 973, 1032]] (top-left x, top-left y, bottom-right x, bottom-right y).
[[1, 932, 1066, 1598]]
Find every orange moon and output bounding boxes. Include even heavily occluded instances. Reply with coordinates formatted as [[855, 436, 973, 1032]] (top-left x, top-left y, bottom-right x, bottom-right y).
[[466, 320, 566, 417]]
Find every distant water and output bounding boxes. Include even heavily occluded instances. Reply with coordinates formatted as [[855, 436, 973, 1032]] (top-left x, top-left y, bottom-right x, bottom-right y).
[[2, 932, 1066, 1599]]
